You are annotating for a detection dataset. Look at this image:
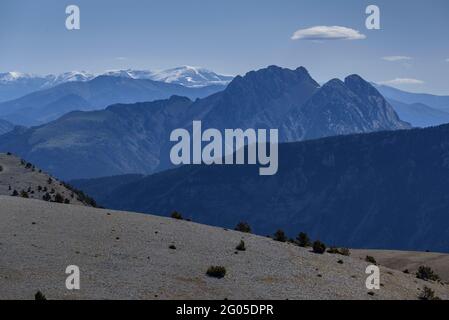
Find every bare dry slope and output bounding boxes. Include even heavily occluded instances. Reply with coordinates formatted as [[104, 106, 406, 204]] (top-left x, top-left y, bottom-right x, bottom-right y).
[[0, 153, 94, 206], [0, 196, 448, 300], [352, 249, 449, 283]]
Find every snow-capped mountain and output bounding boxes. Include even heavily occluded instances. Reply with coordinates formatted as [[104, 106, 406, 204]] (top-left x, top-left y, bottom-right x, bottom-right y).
[[48, 71, 95, 86], [103, 66, 234, 87], [0, 71, 95, 102], [0, 67, 232, 102], [148, 66, 234, 87]]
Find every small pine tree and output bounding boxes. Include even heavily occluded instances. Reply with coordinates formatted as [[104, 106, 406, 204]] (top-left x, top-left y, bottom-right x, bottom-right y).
[[296, 232, 311, 247], [170, 211, 183, 220], [274, 230, 287, 242], [11, 190, 19, 196], [235, 222, 251, 233]]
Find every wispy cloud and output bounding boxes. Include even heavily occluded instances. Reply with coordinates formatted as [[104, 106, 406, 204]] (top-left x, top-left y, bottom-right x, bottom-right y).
[[446, 58, 449, 62], [380, 78, 424, 85], [382, 56, 412, 62], [115, 57, 128, 61], [291, 26, 366, 41]]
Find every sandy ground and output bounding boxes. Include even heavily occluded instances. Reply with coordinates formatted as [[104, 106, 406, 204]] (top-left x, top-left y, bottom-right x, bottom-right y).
[[1, 196, 448, 300], [0, 153, 86, 206], [352, 249, 449, 283]]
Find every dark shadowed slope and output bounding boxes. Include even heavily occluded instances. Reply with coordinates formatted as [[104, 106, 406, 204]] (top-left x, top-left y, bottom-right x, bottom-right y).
[[93, 124, 449, 252], [0, 119, 14, 135]]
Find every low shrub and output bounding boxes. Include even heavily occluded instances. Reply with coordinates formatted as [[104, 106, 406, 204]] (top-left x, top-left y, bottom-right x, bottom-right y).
[[416, 266, 440, 282], [236, 240, 246, 251], [206, 266, 226, 279], [170, 211, 183, 220], [235, 222, 251, 233], [35, 291, 46, 300], [419, 286, 441, 300], [312, 240, 326, 254], [365, 256, 377, 265], [327, 247, 350, 256]]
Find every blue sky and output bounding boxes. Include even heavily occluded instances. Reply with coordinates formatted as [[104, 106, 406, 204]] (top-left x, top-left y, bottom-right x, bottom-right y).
[[0, 0, 448, 94]]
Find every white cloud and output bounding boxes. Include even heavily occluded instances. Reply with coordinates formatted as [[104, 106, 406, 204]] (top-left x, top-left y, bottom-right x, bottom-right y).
[[382, 56, 412, 62], [380, 78, 424, 85], [115, 57, 128, 61], [446, 58, 449, 62], [291, 26, 366, 41]]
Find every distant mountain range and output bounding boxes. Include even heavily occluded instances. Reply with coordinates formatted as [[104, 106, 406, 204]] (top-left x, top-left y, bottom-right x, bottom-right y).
[[104, 66, 233, 88], [0, 66, 233, 103], [0, 71, 95, 102], [387, 98, 449, 128], [72, 123, 449, 253], [373, 84, 449, 128], [0, 76, 225, 126], [375, 84, 449, 113], [0, 66, 409, 180]]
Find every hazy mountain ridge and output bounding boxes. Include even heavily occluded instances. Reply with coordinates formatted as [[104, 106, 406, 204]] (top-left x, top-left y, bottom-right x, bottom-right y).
[[0, 66, 409, 180], [0, 76, 224, 126], [375, 84, 449, 113], [387, 98, 449, 128]]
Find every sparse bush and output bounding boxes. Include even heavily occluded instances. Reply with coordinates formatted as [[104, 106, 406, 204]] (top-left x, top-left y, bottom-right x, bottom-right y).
[[35, 291, 46, 300], [47, 177, 53, 184], [54, 193, 64, 203], [235, 222, 251, 233], [170, 211, 183, 220], [206, 266, 226, 279], [312, 240, 326, 254], [42, 193, 51, 201], [236, 240, 246, 251], [274, 230, 287, 242], [296, 232, 311, 247], [11, 189, 19, 196], [64, 198, 70, 204], [416, 266, 440, 282], [419, 286, 441, 300], [366, 256, 377, 265], [20, 190, 29, 198], [327, 247, 350, 256], [62, 182, 97, 207]]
